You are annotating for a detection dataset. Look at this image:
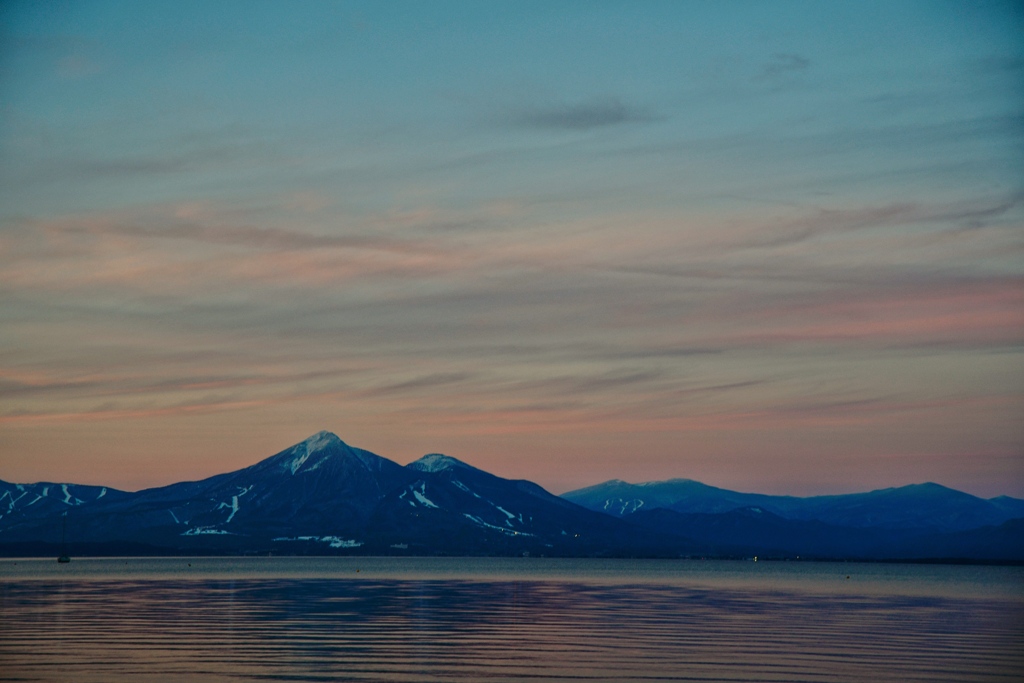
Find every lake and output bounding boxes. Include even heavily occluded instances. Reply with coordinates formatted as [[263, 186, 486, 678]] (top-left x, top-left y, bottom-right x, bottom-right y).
[[1, 557, 1021, 682]]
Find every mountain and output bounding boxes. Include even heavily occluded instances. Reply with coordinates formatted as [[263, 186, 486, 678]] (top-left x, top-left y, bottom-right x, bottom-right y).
[[562, 478, 800, 517], [0, 432, 691, 558], [989, 495, 1024, 519], [1, 433, 1020, 561], [624, 506, 897, 559], [365, 452, 687, 556], [623, 506, 1024, 561], [56, 430, 418, 552], [563, 479, 1024, 533], [0, 481, 130, 530], [783, 483, 1018, 531]]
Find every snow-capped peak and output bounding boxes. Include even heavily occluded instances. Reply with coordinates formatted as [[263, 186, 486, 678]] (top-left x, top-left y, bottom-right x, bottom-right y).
[[284, 431, 343, 475], [304, 430, 342, 453], [408, 453, 475, 473]]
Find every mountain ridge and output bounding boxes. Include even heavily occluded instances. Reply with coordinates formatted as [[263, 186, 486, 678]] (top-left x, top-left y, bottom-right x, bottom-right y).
[[562, 478, 1023, 532], [1, 431, 1021, 561], [0, 431, 690, 558]]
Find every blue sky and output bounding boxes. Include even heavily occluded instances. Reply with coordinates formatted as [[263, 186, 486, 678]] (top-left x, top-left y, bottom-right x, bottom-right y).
[[1, 1, 1022, 496]]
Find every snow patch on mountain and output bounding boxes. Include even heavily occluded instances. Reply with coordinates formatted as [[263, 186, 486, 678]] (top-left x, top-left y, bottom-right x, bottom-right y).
[[1, 490, 27, 512], [272, 535, 363, 548], [462, 513, 535, 537], [223, 496, 239, 523], [408, 453, 475, 473], [216, 486, 253, 523], [61, 484, 85, 506], [322, 536, 362, 548], [285, 430, 342, 474], [411, 482, 439, 508], [603, 498, 644, 516], [302, 457, 327, 472], [288, 452, 312, 475], [305, 430, 339, 452], [453, 480, 491, 504], [182, 526, 231, 536]]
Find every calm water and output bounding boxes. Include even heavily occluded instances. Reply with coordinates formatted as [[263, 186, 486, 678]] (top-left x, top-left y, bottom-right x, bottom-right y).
[[1, 557, 1021, 682]]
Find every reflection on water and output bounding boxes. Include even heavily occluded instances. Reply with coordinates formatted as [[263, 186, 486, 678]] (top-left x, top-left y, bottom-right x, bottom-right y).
[[1, 558, 1022, 682]]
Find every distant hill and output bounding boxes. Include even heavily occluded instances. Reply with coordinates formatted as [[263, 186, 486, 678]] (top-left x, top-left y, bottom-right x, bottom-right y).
[[623, 507, 1024, 561], [562, 479, 1024, 532], [1, 431, 1020, 561]]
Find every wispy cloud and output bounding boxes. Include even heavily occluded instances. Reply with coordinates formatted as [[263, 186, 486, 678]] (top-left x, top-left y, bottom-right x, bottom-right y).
[[512, 97, 655, 131], [755, 52, 810, 82], [361, 372, 475, 397], [2, 0, 1022, 494], [0, 398, 272, 426]]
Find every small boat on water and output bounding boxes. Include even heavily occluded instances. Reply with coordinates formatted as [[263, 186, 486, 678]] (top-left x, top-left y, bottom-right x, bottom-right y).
[[57, 511, 70, 563]]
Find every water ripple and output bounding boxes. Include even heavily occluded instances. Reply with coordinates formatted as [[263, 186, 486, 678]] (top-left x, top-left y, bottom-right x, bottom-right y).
[[1, 560, 1022, 682]]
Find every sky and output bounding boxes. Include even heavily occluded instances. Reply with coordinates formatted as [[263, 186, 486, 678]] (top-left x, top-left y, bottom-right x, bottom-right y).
[[1, 1, 1022, 497]]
